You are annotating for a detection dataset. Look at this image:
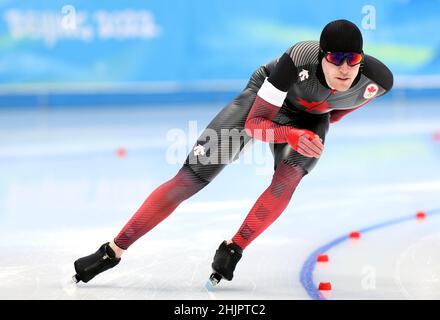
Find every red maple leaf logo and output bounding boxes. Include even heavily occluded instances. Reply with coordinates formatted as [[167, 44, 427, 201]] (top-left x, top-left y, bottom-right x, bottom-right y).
[[297, 98, 332, 113], [368, 86, 377, 93]]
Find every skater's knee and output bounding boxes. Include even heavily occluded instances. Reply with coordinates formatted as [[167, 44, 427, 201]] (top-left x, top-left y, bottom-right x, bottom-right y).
[[182, 159, 227, 183], [271, 161, 306, 195], [299, 161, 317, 175], [176, 164, 211, 188], [274, 151, 319, 175], [275, 160, 306, 180]]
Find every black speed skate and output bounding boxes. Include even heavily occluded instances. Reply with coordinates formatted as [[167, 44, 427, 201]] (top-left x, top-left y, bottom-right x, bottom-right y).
[[72, 242, 121, 283], [209, 241, 242, 286]]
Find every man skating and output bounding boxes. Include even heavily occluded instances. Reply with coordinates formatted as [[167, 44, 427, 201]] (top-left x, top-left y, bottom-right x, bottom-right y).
[[73, 19, 393, 286]]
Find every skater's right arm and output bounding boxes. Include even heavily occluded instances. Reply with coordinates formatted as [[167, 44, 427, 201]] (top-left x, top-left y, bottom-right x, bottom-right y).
[[245, 53, 323, 158]]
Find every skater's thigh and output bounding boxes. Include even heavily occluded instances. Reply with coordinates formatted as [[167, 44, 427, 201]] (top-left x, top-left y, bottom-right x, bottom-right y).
[[185, 68, 268, 182]]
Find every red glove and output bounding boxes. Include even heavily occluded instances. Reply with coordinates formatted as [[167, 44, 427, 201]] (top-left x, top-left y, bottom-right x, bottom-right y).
[[286, 128, 324, 158]]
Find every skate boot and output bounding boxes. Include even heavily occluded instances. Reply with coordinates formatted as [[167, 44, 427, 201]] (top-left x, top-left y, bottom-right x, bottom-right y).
[[72, 242, 121, 283], [208, 241, 242, 286]]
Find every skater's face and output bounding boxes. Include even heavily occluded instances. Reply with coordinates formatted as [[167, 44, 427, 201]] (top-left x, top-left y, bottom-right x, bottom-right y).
[[321, 57, 360, 92]]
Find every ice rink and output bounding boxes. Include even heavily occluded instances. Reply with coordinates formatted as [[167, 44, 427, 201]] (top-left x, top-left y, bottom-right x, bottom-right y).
[[1, 98, 440, 300]]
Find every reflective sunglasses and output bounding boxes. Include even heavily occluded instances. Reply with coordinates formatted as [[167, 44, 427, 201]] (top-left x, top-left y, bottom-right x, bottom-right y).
[[321, 50, 364, 66]]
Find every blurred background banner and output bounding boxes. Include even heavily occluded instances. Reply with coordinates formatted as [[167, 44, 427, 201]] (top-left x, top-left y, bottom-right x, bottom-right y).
[[0, 0, 439, 106]]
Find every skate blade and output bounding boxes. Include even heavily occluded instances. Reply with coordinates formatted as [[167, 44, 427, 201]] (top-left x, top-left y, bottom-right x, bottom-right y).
[[205, 278, 219, 292], [72, 274, 80, 284], [60, 273, 79, 297], [208, 272, 222, 286], [208, 278, 219, 287]]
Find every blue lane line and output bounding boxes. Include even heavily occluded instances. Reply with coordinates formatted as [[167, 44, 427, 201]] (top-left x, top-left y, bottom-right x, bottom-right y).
[[300, 208, 440, 300]]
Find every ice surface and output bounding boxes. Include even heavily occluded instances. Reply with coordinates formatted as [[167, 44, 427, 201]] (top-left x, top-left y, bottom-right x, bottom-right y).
[[1, 100, 440, 299]]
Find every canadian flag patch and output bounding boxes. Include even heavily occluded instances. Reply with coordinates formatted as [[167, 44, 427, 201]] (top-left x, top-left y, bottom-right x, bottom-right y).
[[363, 83, 379, 99]]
